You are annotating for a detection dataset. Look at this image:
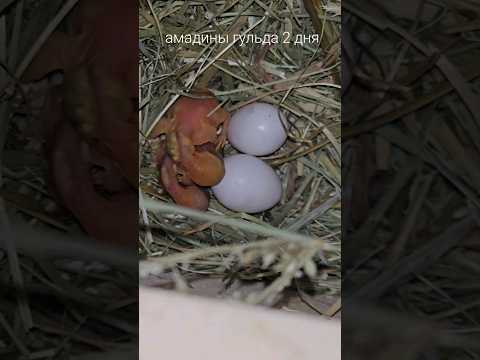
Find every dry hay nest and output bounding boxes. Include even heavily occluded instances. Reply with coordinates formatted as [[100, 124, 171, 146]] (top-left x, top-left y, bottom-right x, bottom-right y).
[[139, 0, 341, 313]]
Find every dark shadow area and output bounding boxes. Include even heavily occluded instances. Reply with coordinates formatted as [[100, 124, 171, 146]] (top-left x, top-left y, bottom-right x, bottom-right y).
[[342, 1, 480, 359], [0, 0, 138, 358]]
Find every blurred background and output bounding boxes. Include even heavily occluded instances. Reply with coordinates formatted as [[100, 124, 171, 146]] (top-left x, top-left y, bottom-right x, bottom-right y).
[[343, 0, 480, 358], [1, 1, 137, 358]]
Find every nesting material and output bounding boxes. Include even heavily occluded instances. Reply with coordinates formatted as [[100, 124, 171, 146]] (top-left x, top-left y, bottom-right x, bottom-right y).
[[139, 0, 341, 311]]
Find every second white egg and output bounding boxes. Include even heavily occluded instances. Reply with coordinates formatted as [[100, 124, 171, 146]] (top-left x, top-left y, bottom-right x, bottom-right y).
[[212, 154, 282, 213], [228, 102, 287, 156]]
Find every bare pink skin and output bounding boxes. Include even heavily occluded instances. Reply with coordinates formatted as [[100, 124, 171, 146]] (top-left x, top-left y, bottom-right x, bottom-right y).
[[159, 156, 209, 211], [151, 93, 229, 209]]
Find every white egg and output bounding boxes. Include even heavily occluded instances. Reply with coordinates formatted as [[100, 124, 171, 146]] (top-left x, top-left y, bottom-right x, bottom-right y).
[[212, 154, 282, 213], [228, 102, 287, 156]]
